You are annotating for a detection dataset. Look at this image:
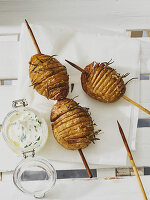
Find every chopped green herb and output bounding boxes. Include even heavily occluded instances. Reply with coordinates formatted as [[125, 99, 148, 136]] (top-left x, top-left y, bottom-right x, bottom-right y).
[[36, 136, 40, 141], [35, 117, 42, 125], [24, 145, 28, 148], [37, 120, 42, 125]]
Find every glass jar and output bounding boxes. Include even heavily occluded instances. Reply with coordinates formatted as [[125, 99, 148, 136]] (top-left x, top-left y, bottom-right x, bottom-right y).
[[2, 99, 48, 154], [13, 156, 56, 198], [2, 99, 56, 198]]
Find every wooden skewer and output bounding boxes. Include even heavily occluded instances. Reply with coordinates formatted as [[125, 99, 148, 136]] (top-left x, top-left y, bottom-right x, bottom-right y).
[[65, 60, 86, 73], [122, 95, 150, 115], [25, 20, 92, 178], [25, 19, 41, 54], [117, 121, 148, 200], [65, 59, 150, 115], [78, 149, 93, 178]]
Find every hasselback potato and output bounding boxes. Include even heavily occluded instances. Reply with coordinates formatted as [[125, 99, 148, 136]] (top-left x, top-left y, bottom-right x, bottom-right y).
[[81, 60, 128, 103], [51, 98, 100, 150], [29, 54, 69, 100], [66, 59, 150, 115]]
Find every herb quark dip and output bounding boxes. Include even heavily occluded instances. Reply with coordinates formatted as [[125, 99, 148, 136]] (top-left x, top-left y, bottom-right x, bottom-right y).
[[2, 108, 48, 153]]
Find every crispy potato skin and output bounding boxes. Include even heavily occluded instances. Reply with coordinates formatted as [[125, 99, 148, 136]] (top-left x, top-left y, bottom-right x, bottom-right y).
[[50, 98, 95, 150], [29, 54, 69, 100], [81, 62, 126, 103]]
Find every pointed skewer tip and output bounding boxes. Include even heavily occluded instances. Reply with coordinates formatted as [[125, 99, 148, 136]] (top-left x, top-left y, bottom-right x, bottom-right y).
[[117, 120, 123, 134], [24, 19, 41, 54], [65, 59, 75, 66], [117, 120, 120, 126], [65, 59, 87, 74], [25, 19, 28, 24], [25, 19, 29, 28], [65, 59, 71, 63]]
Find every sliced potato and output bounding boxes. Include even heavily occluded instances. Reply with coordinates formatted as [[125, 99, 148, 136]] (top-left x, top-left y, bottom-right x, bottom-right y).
[[81, 61, 126, 103], [51, 98, 99, 150], [29, 54, 69, 100]]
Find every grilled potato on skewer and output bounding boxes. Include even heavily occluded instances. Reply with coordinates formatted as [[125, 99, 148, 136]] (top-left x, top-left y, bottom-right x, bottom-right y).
[[51, 98, 100, 150], [81, 60, 127, 103], [66, 59, 150, 115], [29, 54, 69, 100]]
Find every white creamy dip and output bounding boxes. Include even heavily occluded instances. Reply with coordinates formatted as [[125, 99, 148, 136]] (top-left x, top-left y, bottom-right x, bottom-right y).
[[6, 109, 44, 151]]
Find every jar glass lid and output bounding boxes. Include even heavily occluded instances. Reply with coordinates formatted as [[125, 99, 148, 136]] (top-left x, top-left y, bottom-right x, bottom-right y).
[[13, 157, 56, 198]]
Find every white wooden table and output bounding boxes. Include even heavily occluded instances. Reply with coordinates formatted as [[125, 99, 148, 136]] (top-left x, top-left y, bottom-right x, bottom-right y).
[[0, 0, 150, 199]]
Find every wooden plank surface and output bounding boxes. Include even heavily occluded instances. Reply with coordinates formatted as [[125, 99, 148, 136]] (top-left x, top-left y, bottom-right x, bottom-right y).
[[0, 0, 150, 31], [0, 86, 18, 124], [0, 171, 150, 200], [0, 41, 19, 79]]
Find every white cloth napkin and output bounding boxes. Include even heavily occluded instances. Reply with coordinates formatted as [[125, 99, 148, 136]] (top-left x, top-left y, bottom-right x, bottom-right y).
[[16, 23, 140, 166]]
